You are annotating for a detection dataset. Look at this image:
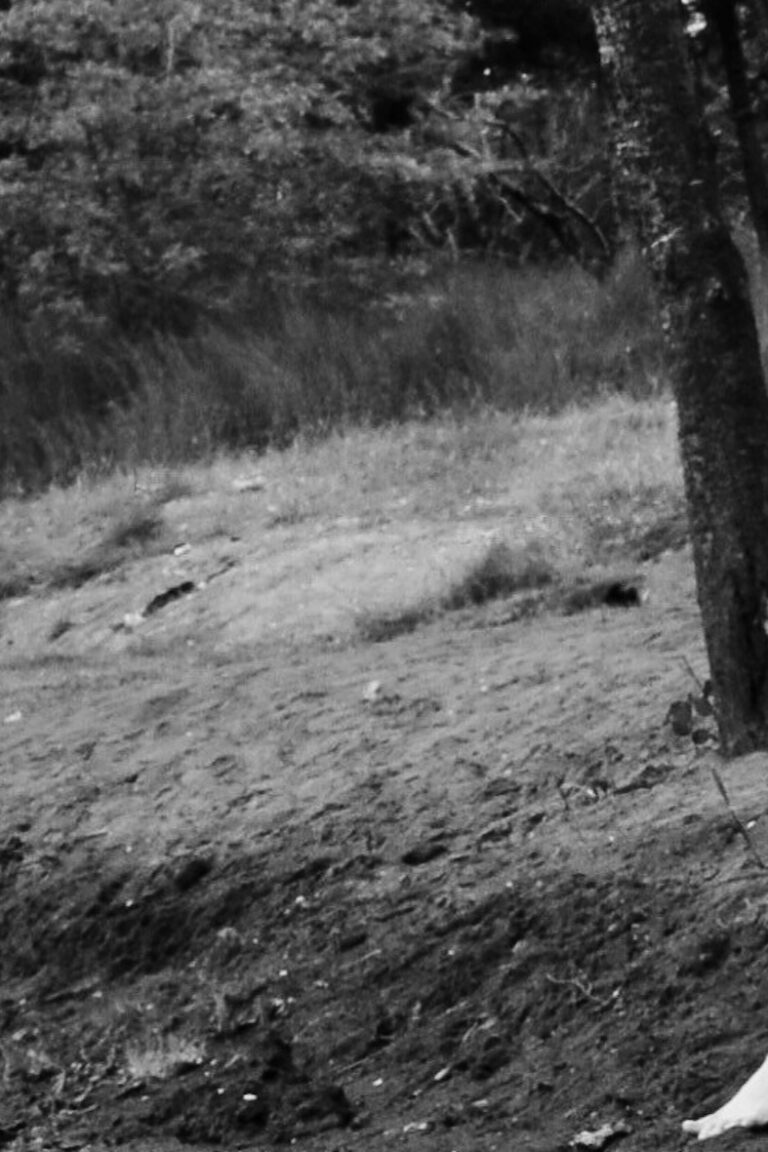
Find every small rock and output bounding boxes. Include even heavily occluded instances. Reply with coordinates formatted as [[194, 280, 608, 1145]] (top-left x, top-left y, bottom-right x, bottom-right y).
[[363, 680, 382, 703], [214, 926, 245, 957], [570, 1121, 632, 1150]]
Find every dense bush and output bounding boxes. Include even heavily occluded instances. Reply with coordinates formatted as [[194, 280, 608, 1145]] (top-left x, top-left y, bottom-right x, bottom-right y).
[[0, 0, 615, 334]]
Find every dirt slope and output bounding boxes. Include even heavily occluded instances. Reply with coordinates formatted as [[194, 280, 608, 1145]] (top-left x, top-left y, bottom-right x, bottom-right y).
[[2, 497, 768, 1152]]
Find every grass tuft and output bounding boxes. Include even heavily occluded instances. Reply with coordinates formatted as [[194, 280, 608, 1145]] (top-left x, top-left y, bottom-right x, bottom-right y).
[[356, 604, 436, 643], [48, 617, 74, 642], [1, 393, 685, 621], [357, 540, 556, 643], [102, 505, 165, 550], [0, 564, 33, 601], [442, 540, 555, 610], [48, 503, 166, 590]]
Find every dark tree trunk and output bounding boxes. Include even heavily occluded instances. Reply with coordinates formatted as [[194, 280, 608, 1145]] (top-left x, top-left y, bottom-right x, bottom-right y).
[[593, 0, 768, 756], [705, 0, 768, 257], [750, 0, 768, 36]]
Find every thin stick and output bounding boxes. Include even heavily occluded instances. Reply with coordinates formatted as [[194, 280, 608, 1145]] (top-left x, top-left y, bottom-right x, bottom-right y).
[[544, 972, 617, 1011], [711, 765, 766, 870], [680, 655, 705, 694]]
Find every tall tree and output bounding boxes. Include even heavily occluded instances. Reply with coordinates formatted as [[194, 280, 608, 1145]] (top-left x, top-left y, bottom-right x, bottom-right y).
[[592, 0, 768, 755], [704, 0, 768, 257]]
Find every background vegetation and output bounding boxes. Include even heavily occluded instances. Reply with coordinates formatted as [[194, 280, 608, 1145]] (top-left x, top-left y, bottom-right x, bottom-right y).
[[0, 0, 765, 494]]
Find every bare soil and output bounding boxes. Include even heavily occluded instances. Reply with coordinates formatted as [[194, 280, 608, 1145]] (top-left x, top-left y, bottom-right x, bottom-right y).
[[3, 502, 768, 1152]]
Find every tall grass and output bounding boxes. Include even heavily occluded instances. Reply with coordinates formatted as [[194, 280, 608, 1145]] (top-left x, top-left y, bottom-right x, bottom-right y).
[[0, 254, 666, 496]]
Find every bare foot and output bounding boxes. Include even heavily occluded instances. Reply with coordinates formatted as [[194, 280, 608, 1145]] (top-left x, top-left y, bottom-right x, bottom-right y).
[[683, 1053, 768, 1139]]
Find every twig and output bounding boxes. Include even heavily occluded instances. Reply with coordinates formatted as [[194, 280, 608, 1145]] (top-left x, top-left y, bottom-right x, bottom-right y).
[[518, 743, 543, 771], [711, 765, 767, 870], [680, 655, 706, 694], [544, 972, 617, 1011]]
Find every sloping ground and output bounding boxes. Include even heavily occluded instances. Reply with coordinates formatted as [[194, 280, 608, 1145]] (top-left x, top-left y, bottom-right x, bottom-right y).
[[2, 409, 768, 1152]]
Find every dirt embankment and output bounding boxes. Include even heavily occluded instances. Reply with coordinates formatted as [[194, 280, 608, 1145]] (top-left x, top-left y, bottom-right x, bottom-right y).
[[3, 514, 768, 1152]]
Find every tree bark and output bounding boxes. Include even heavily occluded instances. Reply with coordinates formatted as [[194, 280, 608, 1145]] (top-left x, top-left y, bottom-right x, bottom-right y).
[[592, 0, 768, 756], [749, 0, 768, 38], [705, 0, 768, 257]]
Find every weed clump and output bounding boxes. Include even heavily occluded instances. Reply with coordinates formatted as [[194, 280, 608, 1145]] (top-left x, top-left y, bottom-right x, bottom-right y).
[[102, 506, 165, 550], [442, 540, 554, 610], [357, 539, 555, 643], [48, 504, 166, 590], [356, 605, 436, 643]]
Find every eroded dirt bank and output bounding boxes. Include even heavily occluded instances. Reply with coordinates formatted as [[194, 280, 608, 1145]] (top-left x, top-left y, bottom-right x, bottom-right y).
[[3, 533, 768, 1152]]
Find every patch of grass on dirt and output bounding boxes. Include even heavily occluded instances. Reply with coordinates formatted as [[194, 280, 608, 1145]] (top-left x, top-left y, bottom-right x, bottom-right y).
[[555, 570, 647, 613], [0, 491, 167, 596], [0, 563, 33, 601], [442, 539, 555, 610], [46, 554, 122, 590], [356, 603, 437, 643], [101, 504, 165, 550], [356, 541, 648, 644], [147, 471, 196, 506], [266, 499, 312, 529], [48, 504, 166, 590], [48, 616, 74, 642], [356, 540, 556, 643], [244, 393, 682, 547], [579, 479, 689, 564], [0, 394, 684, 626]]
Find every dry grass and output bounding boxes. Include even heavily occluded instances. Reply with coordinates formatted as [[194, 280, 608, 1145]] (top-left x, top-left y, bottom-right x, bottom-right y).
[[101, 505, 165, 551], [0, 395, 682, 608], [0, 489, 169, 598], [355, 540, 556, 641], [442, 540, 555, 610], [259, 394, 683, 562], [356, 603, 436, 643], [0, 254, 665, 495]]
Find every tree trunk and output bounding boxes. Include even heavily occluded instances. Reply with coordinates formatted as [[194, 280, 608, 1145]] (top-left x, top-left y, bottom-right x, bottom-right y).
[[705, 0, 768, 257], [750, 0, 768, 38], [592, 0, 768, 756]]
